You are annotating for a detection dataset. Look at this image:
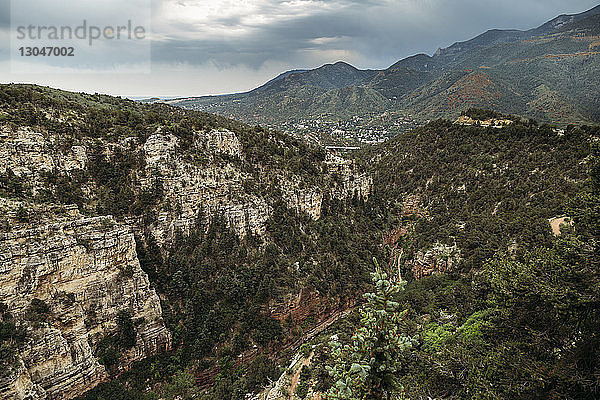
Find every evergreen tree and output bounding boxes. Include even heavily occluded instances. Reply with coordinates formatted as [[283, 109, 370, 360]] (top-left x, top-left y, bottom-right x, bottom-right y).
[[326, 259, 415, 400]]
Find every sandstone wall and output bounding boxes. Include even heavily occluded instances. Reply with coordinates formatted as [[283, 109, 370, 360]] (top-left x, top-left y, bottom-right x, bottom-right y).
[[0, 216, 171, 400], [141, 130, 271, 242]]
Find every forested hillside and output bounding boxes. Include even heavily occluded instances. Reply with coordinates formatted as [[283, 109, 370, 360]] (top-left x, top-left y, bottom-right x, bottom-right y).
[[1, 84, 598, 400], [0, 84, 381, 399], [282, 130, 600, 400], [361, 116, 592, 273]]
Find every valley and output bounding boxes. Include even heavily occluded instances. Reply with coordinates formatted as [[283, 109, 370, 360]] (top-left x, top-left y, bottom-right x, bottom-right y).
[[1, 82, 598, 400], [1, 3, 599, 400]]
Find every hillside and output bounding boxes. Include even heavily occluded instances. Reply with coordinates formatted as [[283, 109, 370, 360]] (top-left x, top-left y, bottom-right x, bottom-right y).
[[184, 114, 599, 400], [1, 84, 599, 400], [361, 117, 592, 273], [249, 117, 600, 400], [167, 5, 600, 143], [0, 84, 379, 399]]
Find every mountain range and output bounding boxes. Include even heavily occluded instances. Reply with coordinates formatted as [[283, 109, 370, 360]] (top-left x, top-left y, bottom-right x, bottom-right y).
[[168, 5, 600, 137]]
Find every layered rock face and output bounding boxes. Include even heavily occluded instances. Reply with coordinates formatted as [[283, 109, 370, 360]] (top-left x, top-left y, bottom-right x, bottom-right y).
[[142, 130, 271, 242], [142, 129, 373, 240], [0, 216, 171, 400], [0, 127, 89, 196], [325, 154, 372, 201], [0, 127, 86, 175], [282, 187, 323, 219], [1, 125, 372, 242], [281, 154, 372, 221], [0, 120, 372, 399]]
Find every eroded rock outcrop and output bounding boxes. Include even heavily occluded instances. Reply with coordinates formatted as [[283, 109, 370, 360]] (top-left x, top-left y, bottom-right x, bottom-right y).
[[0, 216, 171, 400], [141, 130, 271, 242], [283, 186, 323, 219], [411, 242, 461, 279], [0, 120, 373, 399], [325, 153, 372, 201], [0, 127, 89, 196]]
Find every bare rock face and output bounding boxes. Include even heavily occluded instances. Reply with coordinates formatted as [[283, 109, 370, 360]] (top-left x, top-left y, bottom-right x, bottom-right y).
[[0, 125, 372, 246], [411, 242, 461, 279], [325, 154, 372, 201], [141, 130, 373, 240], [0, 127, 88, 195], [281, 155, 372, 221], [0, 128, 55, 177], [0, 216, 171, 400], [0, 359, 45, 400], [283, 186, 323, 219], [198, 129, 243, 157], [141, 130, 271, 242]]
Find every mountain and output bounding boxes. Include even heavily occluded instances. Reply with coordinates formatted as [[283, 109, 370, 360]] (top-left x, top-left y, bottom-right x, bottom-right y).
[[256, 62, 376, 92], [169, 61, 381, 134], [260, 69, 309, 86], [168, 5, 600, 142], [533, 4, 600, 34], [431, 5, 600, 65]]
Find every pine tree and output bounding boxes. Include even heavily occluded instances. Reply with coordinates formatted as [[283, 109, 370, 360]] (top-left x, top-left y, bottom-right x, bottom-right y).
[[326, 259, 415, 400]]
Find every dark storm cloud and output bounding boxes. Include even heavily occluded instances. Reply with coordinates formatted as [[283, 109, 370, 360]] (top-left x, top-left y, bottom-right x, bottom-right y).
[[152, 6, 375, 68], [2, 0, 599, 96], [150, 0, 600, 70], [151, 0, 386, 68]]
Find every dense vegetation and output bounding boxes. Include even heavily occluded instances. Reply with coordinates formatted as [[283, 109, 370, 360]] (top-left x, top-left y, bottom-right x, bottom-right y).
[[361, 119, 594, 273], [2, 83, 598, 399], [0, 302, 27, 376], [390, 140, 600, 399], [294, 140, 600, 400], [0, 84, 384, 398], [128, 197, 389, 399], [326, 261, 415, 399]]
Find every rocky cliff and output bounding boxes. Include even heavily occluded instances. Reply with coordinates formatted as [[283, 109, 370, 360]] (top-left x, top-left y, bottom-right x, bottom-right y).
[[140, 130, 271, 243], [0, 84, 378, 399], [0, 212, 171, 400], [142, 130, 371, 242]]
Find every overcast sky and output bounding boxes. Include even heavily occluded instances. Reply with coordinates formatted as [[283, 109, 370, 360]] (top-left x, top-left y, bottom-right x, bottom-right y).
[[0, 0, 598, 97]]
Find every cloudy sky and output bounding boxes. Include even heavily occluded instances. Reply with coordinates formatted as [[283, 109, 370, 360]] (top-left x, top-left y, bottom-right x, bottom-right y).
[[0, 0, 598, 97]]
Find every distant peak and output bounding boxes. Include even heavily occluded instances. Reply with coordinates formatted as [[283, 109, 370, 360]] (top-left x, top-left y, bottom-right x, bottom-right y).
[[321, 61, 357, 70]]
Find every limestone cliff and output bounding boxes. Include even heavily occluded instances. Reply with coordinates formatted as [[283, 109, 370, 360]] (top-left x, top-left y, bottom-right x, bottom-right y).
[[281, 154, 372, 221], [325, 153, 372, 201], [141, 130, 271, 243], [0, 123, 372, 241], [139, 129, 372, 241], [0, 85, 375, 399], [0, 214, 171, 400]]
